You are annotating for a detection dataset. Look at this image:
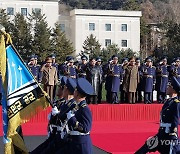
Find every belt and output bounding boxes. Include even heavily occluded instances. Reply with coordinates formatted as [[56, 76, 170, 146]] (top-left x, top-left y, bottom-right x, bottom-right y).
[[160, 122, 171, 133], [70, 75, 76, 78], [161, 75, 168, 77], [69, 131, 90, 136], [144, 75, 153, 78], [79, 73, 86, 76], [111, 74, 120, 77]]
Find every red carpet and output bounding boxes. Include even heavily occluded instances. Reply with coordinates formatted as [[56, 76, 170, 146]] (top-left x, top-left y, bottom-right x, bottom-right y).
[[0, 104, 166, 153]]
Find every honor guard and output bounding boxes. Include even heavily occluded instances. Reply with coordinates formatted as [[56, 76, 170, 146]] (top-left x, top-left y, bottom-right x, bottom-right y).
[[77, 55, 88, 78], [63, 56, 77, 80], [141, 57, 156, 104], [86, 57, 101, 104], [135, 77, 180, 154], [65, 78, 94, 154], [28, 55, 41, 82], [107, 55, 123, 104], [155, 57, 169, 103], [170, 57, 180, 83]]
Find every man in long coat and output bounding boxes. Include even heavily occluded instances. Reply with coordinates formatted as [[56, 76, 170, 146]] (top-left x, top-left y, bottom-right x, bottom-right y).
[[123, 57, 139, 104]]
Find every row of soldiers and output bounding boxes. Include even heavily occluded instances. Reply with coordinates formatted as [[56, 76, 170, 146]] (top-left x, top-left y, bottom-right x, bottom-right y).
[[31, 77, 94, 154], [26, 54, 180, 104]]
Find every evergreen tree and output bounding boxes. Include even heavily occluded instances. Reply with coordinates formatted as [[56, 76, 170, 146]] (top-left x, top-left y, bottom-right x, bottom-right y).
[[101, 43, 120, 62], [51, 23, 74, 64], [29, 11, 52, 62], [82, 34, 101, 58], [166, 23, 180, 61], [11, 13, 32, 61], [0, 9, 12, 33]]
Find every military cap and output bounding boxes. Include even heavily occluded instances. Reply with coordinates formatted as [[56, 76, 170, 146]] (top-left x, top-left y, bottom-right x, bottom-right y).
[[76, 78, 94, 96], [145, 57, 152, 62], [112, 55, 118, 59], [66, 56, 74, 62], [96, 57, 102, 62], [60, 76, 67, 86], [81, 55, 88, 60], [34, 55, 38, 60], [30, 55, 35, 60], [121, 58, 128, 63], [175, 57, 180, 62], [51, 54, 56, 59], [66, 78, 77, 93], [161, 56, 167, 61], [171, 77, 180, 93]]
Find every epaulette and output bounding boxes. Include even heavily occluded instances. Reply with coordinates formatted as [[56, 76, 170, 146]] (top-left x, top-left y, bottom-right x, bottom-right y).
[[174, 99, 180, 103], [152, 66, 156, 68], [81, 103, 87, 108]]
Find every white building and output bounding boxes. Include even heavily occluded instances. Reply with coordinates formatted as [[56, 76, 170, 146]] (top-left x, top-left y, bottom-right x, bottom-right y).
[[59, 9, 142, 55], [0, 0, 58, 28]]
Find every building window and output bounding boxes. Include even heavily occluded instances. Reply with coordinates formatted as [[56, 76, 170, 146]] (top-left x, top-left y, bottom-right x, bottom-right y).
[[105, 24, 111, 31], [32, 8, 41, 14], [121, 24, 127, 31], [21, 8, 27, 16], [105, 39, 111, 46], [89, 23, 95, 31], [122, 40, 128, 47], [59, 24, 65, 32], [7, 7, 14, 15]]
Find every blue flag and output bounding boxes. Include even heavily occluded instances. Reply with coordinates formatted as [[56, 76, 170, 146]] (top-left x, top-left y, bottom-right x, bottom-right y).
[[0, 34, 49, 154]]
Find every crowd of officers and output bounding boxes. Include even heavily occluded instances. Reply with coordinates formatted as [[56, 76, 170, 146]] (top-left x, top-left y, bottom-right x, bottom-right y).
[[26, 54, 180, 105]]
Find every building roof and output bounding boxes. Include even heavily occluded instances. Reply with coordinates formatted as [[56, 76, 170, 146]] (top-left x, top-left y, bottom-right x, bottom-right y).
[[70, 9, 142, 17]]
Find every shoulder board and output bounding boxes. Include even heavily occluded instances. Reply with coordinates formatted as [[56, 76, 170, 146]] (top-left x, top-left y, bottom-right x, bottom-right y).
[[36, 64, 41, 67], [174, 99, 180, 103], [81, 103, 87, 108], [152, 66, 156, 68]]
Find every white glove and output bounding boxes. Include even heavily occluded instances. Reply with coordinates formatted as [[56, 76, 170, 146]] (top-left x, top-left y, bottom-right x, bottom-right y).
[[66, 110, 75, 120], [51, 106, 60, 116]]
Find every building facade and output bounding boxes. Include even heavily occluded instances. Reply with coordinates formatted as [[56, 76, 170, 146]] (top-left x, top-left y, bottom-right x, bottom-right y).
[[59, 9, 142, 55], [0, 0, 58, 28]]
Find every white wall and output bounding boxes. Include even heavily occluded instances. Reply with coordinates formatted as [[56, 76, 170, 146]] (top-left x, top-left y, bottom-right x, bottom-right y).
[[59, 9, 142, 55], [0, 0, 58, 28]]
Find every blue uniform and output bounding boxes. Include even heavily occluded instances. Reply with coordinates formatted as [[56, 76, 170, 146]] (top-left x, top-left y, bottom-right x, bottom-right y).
[[135, 97, 180, 154], [155, 64, 169, 103], [28, 64, 41, 82], [63, 65, 77, 80], [108, 63, 123, 103], [141, 65, 156, 104], [67, 100, 92, 154], [170, 65, 180, 83]]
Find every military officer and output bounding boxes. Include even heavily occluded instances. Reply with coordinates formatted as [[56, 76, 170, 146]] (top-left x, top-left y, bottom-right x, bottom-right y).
[[135, 77, 180, 154], [85, 57, 101, 104], [155, 57, 169, 103], [170, 57, 180, 83], [96, 57, 104, 104], [77, 55, 88, 78], [28, 55, 41, 82], [141, 57, 156, 104], [123, 57, 139, 104], [103, 58, 112, 103], [107, 55, 123, 104], [121, 58, 129, 103], [63, 56, 77, 81], [65, 78, 94, 154], [135, 58, 143, 103]]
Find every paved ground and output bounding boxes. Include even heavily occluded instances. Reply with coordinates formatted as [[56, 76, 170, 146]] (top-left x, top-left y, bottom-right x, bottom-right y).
[[0, 136, 110, 154]]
